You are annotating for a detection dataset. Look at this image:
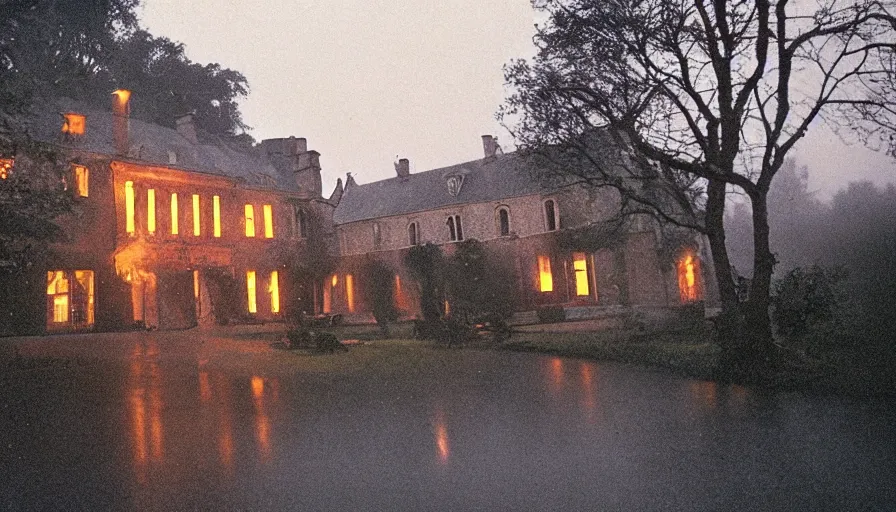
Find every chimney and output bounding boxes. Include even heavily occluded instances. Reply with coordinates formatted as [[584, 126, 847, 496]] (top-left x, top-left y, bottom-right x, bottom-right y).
[[395, 158, 410, 179], [295, 149, 322, 198], [176, 112, 199, 145], [482, 134, 501, 159], [112, 89, 131, 155]]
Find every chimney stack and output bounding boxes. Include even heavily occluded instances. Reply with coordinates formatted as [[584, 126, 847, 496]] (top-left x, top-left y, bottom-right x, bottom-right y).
[[395, 158, 410, 179], [482, 135, 499, 159], [176, 112, 199, 145], [112, 89, 131, 155]]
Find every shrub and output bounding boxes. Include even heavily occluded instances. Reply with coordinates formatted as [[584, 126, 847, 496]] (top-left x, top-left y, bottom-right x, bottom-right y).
[[772, 265, 846, 339], [315, 332, 347, 353]]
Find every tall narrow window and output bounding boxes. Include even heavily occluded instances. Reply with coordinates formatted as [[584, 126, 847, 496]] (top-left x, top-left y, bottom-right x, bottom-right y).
[[408, 222, 419, 246], [295, 207, 308, 238], [170, 193, 179, 235], [246, 270, 257, 313], [125, 181, 135, 234], [245, 204, 256, 237], [213, 195, 221, 238], [192, 194, 201, 236], [447, 215, 463, 241], [263, 204, 274, 238], [497, 208, 510, 236], [678, 252, 702, 303], [573, 252, 590, 296], [345, 274, 355, 313], [47, 271, 70, 323], [544, 199, 558, 231], [73, 165, 89, 197], [538, 255, 553, 292], [147, 189, 156, 234], [269, 271, 280, 313], [373, 223, 381, 249]]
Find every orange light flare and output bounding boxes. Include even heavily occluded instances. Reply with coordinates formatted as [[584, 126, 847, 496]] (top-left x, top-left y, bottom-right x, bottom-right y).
[[0, 159, 12, 179], [677, 252, 702, 302], [433, 410, 450, 465], [112, 89, 131, 114]]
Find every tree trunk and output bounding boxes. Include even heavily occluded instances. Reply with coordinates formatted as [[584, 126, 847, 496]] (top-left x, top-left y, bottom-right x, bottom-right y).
[[704, 180, 739, 319], [746, 191, 776, 350]]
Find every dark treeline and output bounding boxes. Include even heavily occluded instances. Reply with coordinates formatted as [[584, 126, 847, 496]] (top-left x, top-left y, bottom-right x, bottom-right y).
[[1, 0, 250, 142], [726, 160, 896, 337]]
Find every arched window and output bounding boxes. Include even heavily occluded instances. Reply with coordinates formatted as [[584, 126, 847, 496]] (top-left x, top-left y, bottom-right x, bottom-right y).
[[408, 222, 419, 246], [497, 207, 510, 236], [447, 215, 463, 241], [294, 207, 309, 238], [543, 199, 558, 231]]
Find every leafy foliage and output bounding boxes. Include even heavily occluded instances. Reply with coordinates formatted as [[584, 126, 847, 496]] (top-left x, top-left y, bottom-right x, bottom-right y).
[[360, 259, 399, 335], [404, 243, 446, 327], [772, 266, 846, 339], [445, 239, 516, 325]]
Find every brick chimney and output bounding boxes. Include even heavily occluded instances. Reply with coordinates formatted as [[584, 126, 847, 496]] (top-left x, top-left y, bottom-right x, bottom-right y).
[[176, 112, 199, 145], [395, 158, 410, 179], [112, 90, 131, 155], [482, 135, 499, 159]]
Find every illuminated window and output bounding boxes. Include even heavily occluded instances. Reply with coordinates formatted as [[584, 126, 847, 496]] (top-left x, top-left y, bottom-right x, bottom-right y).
[[269, 271, 280, 313], [46, 270, 94, 329], [408, 222, 419, 246], [170, 193, 179, 235], [73, 165, 89, 197], [345, 274, 355, 313], [447, 215, 463, 241], [61, 113, 86, 135], [263, 204, 274, 238], [573, 252, 590, 296], [213, 195, 221, 238], [245, 204, 256, 237], [147, 189, 156, 234], [246, 270, 257, 313], [678, 252, 702, 303], [497, 207, 510, 236], [538, 255, 553, 292], [125, 181, 135, 234], [544, 199, 558, 231], [192, 194, 201, 236], [0, 159, 11, 179]]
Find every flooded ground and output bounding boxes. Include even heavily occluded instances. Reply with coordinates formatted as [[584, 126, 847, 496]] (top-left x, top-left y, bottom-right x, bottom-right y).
[[2, 329, 894, 510]]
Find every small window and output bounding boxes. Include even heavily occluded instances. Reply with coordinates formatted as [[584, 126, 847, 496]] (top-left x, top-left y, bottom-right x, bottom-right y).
[[246, 270, 257, 314], [295, 207, 308, 239], [544, 199, 558, 231], [447, 215, 463, 241], [408, 222, 419, 246], [269, 271, 280, 314], [0, 159, 11, 179], [124, 181, 135, 234], [573, 252, 589, 296], [73, 165, 89, 197], [373, 223, 382, 249], [61, 113, 85, 136], [192, 194, 201, 236], [147, 189, 156, 234], [497, 207, 510, 236], [537, 255, 553, 292], [213, 196, 221, 238], [170, 193, 179, 235]]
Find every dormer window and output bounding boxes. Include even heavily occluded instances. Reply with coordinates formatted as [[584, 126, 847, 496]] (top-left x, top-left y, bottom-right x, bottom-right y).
[[0, 159, 12, 179], [61, 113, 86, 136]]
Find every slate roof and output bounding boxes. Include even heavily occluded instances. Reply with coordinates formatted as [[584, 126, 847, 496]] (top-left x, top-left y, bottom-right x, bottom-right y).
[[333, 152, 564, 225], [28, 99, 295, 191]]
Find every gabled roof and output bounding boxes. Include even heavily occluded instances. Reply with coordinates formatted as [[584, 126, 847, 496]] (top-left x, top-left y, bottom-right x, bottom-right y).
[[29, 99, 296, 192], [333, 152, 560, 225]]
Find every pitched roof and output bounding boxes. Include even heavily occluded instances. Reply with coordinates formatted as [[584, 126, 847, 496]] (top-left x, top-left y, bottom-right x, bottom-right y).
[[333, 152, 560, 225], [29, 99, 296, 191]]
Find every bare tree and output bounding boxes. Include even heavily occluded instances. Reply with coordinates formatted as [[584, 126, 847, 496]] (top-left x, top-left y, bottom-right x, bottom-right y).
[[503, 0, 896, 373]]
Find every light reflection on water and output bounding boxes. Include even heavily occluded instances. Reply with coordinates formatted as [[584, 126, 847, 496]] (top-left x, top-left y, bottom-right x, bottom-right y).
[[128, 342, 164, 485], [433, 408, 450, 465]]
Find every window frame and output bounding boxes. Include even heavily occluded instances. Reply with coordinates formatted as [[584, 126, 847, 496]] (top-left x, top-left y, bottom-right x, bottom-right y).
[[543, 199, 559, 232], [407, 221, 419, 246], [496, 206, 511, 237], [447, 214, 464, 242]]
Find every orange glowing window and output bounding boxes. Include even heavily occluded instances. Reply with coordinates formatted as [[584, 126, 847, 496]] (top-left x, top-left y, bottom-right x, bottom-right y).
[[573, 252, 589, 296], [192, 194, 201, 236], [213, 195, 221, 238], [47, 271, 70, 323], [538, 255, 553, 292], [263, 204, 274, 238], [170, 193, 179, 235], [61, 113, 86, 135], [345, 274, 355, 313], [0, 159, 11, 179], [245, 204, 256, 237], [246, 270, 257, 314], [193, 270, 200, 299], [73, 165, 89, 197], [147, 189, 156, 233], [125, 181, 135, 234], [269, 271, 280, 313], [678, 253, 702, 303]]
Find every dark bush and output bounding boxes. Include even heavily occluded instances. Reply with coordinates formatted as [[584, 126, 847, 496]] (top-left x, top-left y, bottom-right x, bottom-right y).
[[537, 306, 565, 324], [772, 265, 846, 338], [315, 332, 347, 353]]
